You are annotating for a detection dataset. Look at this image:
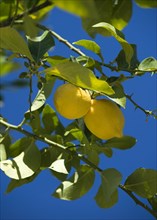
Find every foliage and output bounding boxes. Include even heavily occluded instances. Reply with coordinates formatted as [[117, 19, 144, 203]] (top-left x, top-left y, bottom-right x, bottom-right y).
[[0, 0, 157, 218]]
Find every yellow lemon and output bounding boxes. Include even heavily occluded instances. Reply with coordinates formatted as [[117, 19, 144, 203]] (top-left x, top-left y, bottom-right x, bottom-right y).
[[54, 83, 91, 119], [84, 99, 125, 140]]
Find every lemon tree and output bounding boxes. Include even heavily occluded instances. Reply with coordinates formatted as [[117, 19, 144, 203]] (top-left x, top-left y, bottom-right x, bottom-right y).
[[0, 1, 157, 219]]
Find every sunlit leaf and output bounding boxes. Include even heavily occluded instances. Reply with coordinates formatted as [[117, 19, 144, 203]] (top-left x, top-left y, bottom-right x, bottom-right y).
[[73, 39, 103, 61], [23, 15, 38, 38], [82, 0, 132, 37], [65, 122, 89, 146], [135, 0, 157, 8], [0, 27, 33, 61], [137, 57, 157, 72], [92, 22, 133, 65], [0, 142, 41, 180], [45, 62, 114, 95], [103, 136, 137, 150], [49, 159, 68, 174], [111, 0, 132, 30], [47, 56, 68, 66], [53, 165, 95, 200], [25, 78, 55, 117], [53, 0, 96, 17], [27, 30, 55, 63], [0, 143, 7, 161], [125, 168, 157, 198], [0, 2, 11, 22], [76, 56, 95, 68]]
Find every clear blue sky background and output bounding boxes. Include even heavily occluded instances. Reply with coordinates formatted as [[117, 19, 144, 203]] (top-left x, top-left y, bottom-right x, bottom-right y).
[[0, 2, 157, 220]]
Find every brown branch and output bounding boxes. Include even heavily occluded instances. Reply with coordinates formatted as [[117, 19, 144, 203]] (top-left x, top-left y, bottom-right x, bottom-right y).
[[119, 184, 157, 218], [36, 24, 86, 57], [0, 117, 156, 218], [125, 94, 157, 119], [0, 0, 53, 27], [37, 24, 157, 75]]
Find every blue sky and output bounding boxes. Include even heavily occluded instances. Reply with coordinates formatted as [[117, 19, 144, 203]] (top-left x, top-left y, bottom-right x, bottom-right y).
[[0, 2, 157, 220]]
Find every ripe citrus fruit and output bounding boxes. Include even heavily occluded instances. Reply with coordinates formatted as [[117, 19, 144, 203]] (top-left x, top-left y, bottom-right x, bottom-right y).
[[54, 83, 91, 119], [84, 99, 125, 140]]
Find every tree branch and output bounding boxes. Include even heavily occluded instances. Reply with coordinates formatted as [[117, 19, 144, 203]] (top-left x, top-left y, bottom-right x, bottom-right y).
[[0, 117, 156, 218], [125, 94, 157, 119], [37, 24, 157, 75], [119, 184, 157, 218], [0, 0, 53, 27]]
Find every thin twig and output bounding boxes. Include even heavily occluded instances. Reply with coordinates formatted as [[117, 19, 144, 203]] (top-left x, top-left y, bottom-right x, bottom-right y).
[[125, 94, 157, 119], [37, 24, 157, 75], [0, 117, 156, 218], [36, 24, 86, 57]]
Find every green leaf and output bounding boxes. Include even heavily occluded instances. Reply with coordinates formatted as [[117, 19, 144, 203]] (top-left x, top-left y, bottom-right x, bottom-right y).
[[111, 0, 132, 30], [40, 143, 64, 169], [47, 56, 68, 66], [23, 15, 38, 38], [53, 165, 95, 200], [0, 143, 7, 161], [76, 56, 95, 68], [135, 0, 157, 8], [124, 168, 157, 198], [100, 168, 122, 202], [115, 44, 139, 70], [0, 141, 41, 180], [95, 187, 118, 208], [53, 0, 96, 18], [6, 171, 40, 193], [45, 61, 114, 95], [25, 78, 55, 118], [82, 0, 132, 37], [92, 22, 133, 65], [8, 137, 34, 158], [107, 83, 126, 108], [0, 27, 33, 61], [28, 111, 45, 135], [93, 143, 113, 158], [42, 104, 64, 135], [103, 136, 137, 150], [87, 149, 100, 166], [27, 30, 55, 63], [148, 195, 157, 212], [49, 159, 69, 174], [73, 40, 103, 61], [138, 57, 157, 72], [0, 55, 21, 77], [65, 124, 89, 146]]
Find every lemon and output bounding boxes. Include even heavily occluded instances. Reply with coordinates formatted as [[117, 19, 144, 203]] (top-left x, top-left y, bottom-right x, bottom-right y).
[[84, 99, 125, 140], [54, 83, 91, 119]]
